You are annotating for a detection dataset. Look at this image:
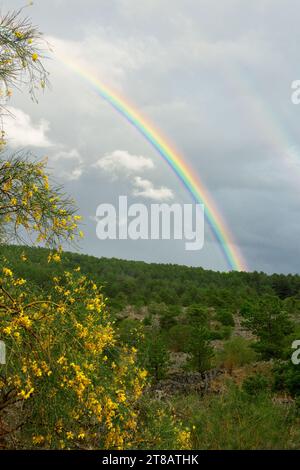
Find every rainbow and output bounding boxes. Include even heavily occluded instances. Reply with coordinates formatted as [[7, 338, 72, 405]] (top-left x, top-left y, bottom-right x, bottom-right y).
[[56, 55, 247, 271], [225, 64, 300, 187]]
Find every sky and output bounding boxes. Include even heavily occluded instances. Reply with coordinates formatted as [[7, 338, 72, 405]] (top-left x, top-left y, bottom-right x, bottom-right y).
[[3, 0, 300, 274]]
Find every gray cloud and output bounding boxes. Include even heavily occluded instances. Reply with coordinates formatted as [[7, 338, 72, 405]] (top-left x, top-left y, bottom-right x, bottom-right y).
[[4, 0, 300, 273]]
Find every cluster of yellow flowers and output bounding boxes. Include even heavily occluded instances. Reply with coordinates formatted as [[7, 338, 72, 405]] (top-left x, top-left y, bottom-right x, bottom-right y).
[[0, 257, 148, 449], [0, 158, 82, 246]]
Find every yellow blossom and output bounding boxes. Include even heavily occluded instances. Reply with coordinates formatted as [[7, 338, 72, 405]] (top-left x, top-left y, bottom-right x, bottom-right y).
[[2, 267, 13, 277], [32, 435, 45, 445]]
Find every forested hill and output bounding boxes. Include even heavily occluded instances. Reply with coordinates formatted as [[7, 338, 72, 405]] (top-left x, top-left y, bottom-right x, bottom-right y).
[[3, 244, 300, 449], [1, 245, 299, 310]]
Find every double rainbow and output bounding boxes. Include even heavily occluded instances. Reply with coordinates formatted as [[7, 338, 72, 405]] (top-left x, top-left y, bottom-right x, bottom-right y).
[[57, 55, 247, 272]]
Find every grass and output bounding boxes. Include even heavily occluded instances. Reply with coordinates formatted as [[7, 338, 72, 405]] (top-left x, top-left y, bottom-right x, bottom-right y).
[[171, 382, 300, 449]]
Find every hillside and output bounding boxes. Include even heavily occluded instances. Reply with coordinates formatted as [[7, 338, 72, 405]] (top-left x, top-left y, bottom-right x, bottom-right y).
[[1, 245, 300, 310], [2, 244, 300, 449]]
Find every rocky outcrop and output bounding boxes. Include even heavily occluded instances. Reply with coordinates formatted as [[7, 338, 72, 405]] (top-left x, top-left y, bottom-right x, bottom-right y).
[[151, 368, 223, 398]]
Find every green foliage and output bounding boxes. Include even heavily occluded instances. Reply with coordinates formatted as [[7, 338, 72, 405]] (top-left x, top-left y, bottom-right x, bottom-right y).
[[117, 318, 144, 349], [217, 337, 257, 372], [0, 155, 80, 247], [159, 305, 180, 331], [273, 361, 300, 397], [242, 373, 270, 396], [2, 243, 300, 449], [186, 304, 209, 326], [208, 325, 232, 341], [0, 265, 147, 449], [241, 295, 294, 359], [185, 325, 213, 373], [137, 398, 191, 449], [0, 8, 49, 103], [167, 324, 193, 352], [215, 309, 234, 326], [139, 333, 170, 381], [2, 245, 300, 313], [175, 384, 300, 449]]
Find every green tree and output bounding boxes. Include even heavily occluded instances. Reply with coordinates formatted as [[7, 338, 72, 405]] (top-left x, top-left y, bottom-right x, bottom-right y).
[[273, 361, 300, 397], [159, 305, 180, 331], [217, 337, 257, 373], [186, 324, 213, 373], [241, 295, 294, 359], [186, 304, 209, 326], [167, 324, 193, 352], [140, 333, 170, 381], [216, 308, 234, 327]]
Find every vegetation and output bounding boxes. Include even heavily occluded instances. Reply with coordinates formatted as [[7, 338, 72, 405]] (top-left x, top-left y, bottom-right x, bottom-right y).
[[0, 8, 188, 450], [1, 7, 300, 451], [1, 245, 300, 446]]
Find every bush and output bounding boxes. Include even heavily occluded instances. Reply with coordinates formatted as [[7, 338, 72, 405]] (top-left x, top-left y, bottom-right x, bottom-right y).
[[159, 307, 179, 331], [177, 384, 299, 449], [209, 325, 232, 341], [217, 337, 257, 373], [167, 324, 193, 352], [216, 309, 234, 327], [137, 398, 191, 449], [0, 263, 147, 449], [139, 333, 170, 381], [242, 373, 270, 396], [186, 305, 209, 326], [241, 295, 294, 359], [186, 325, 213, 373], [273, 361, 300, 397], [117, 318, 144, 349]]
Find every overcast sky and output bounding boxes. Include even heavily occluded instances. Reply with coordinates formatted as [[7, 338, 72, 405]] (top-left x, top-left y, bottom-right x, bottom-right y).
[[4, 0, 300, 274]]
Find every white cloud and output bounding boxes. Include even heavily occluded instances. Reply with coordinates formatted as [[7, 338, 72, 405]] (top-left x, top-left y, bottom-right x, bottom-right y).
[[94, 150, 154, 177], [48, 33, 144, 89], [50, 148, 84, 181], [4, 106, 52, 148], [132, 176, 174, 201]]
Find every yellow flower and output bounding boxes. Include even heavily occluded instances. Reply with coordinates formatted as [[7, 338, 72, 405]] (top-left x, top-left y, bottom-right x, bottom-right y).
[[3, 326, 12, 335], [57, 355, 67, 365], [13, 278, 26, 286], [177, 429, 191, 449], [139, 369, 147, 380], [117, 390, 126, 403], [32, 435, 45, 445], [14, 31, 24, 40], [48, 252, 61, 263], [32, 52, 38, 62], [19, 387, 34, 400], [3, 180, 12, 191], [14, 331, 21, 341], [17, 315, 32, 329], [2, 267, 13, 277], [53, 253, 61, 262]]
